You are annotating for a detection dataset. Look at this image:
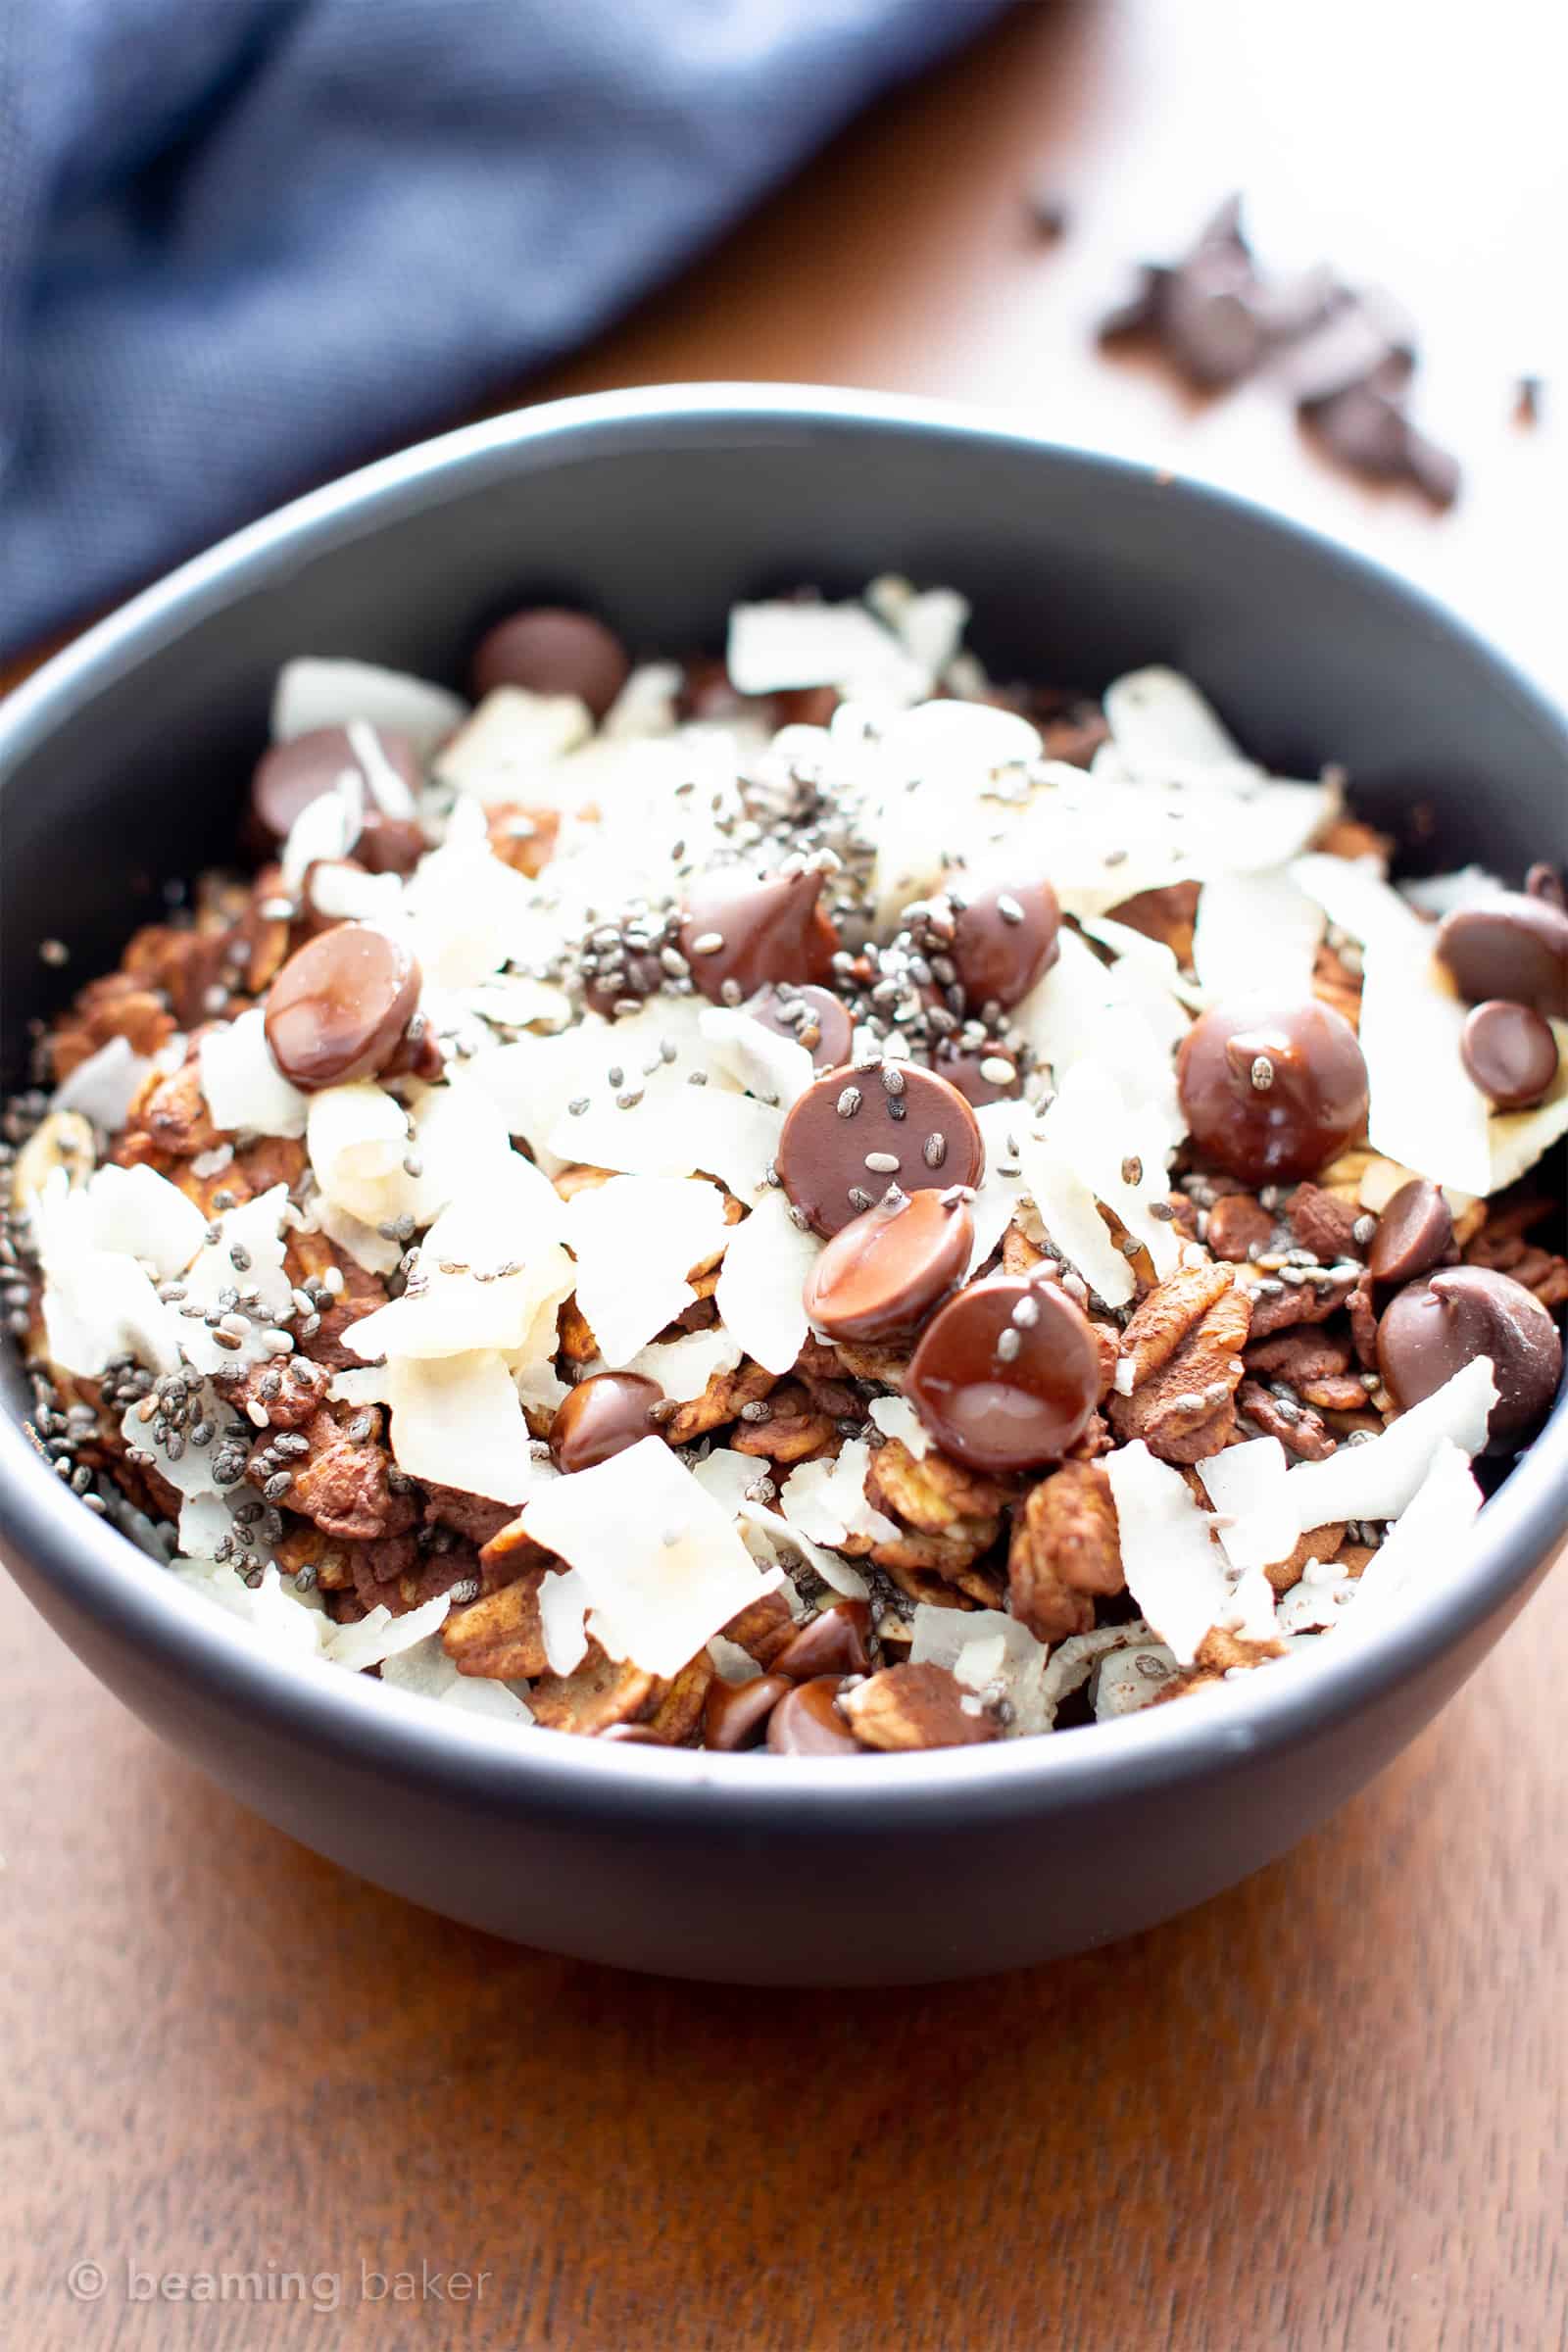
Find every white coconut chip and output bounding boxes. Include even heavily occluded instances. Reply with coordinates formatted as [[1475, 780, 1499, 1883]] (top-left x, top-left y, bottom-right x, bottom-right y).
[[324, 1589, 454, 1673], [271, 657, 466, 755], [868, 1395, 929, 1459], [963, 1099, 1033, 1276], [714, 1189, 820, 1376], [29, 1170, 180, 1377], [176, 1186, 295, 1376], [1290, 851, 1428, 956], [1359, 934, 1493, 1197], [726, 599, 928, 702], [779, 1439, 900, 1550], [199, 1007, 310, 1139], [863, 576, 972, 681], [868, 700, 1045, 919], [50, 1035, 153, 1131], [564, 1174, 731, 1365], [350, 1349, 545, 1503], [307, 859, 408, 927], [1285, 1356, 1496, 1529], [548, 1085, 782, 1202], [1037, 1621, 1158, 1727], [175, 1490, 235, 1558], [910, 1603, 1052, 1735], [349, 1157, 573, 1363], [81, 1161, 209, 1277], [1198, 1437, 1298, 1575], [1192, 869, 1325, 1004], [1339, 1441, 1483, 1633], [1015, 1125, 1135, 1308], [170, 1559, 326, 1657], [402, 813, 561, 990], [1102, 666, 1243, 768], [1103, 1442, 1240, 1666], [535, 1565, 592, 1678], [699, 1005, 815, 1109], [432, 685, 594, 803], [1045, 1062, 1184, 1281], [520, 1437, 784, 1679], [601, 662, 683, 740], [622, 1324, 743, 1404], [279, 771, 364, 889], [308, 1194, 405, 1276], [1092, 1642, 1181, 1720], [465, 973, 573, 1035], [307, 1081, 412, 1221], [380, 1634, 534, 1723]]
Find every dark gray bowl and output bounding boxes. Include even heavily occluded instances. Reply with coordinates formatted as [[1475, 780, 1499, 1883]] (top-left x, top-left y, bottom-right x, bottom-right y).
[[3, 387, 1565, 1985]]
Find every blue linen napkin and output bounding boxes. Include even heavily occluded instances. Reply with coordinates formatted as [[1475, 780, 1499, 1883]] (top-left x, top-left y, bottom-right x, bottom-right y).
[[0, 0, 1005, 656]]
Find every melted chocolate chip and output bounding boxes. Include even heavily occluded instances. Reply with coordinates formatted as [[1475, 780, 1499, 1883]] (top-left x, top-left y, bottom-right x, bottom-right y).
[[704, 1673, 793, 1751], [549, 1373, 662, 1473], [1177, 998, 1369, 1186], [248, 726, 425, 875], [944, 879, 1060, 1012], [777, 1062, 984, 1239], [1367, 1178, 1454, 1288], [749, 983, 854, 1072], [906, 1276, 1102, 1473], [263, 925, 421, 1091], [765, 1676, 865, 1756], [1437, 892, 1568, 1019], [1459, 1000, 1560, 1109], [678, 868, 840, 1005], [770, 1601, 872, 1684], [470, 607, 631, 719], [931, 1039, 1022, 1106], [1377, 1266, 1562, 1443], [804, 1189, 973, 1344]]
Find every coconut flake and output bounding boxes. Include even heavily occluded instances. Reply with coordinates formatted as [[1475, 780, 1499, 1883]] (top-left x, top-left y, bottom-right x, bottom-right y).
[[1016, 1125, 1135, 1308], [1276, 1554, 1363, 1635], [1198, 1438, 1298, 1575], [199, 1008, 310, 1139], [910, 1603, 1051, 1734], [726, 599, 927, 701], [50, 1036, 152, 1131], [279, 771, 364, 889], [1092, 1641, 1182, 1719], [1399, 866, 1505, 917], [699, 1005, 815, 1109], [402, 819, 559, 989], [864, 576, 971, 680], [623, 1325, 743, 1403], [1102, 666, 1243, 768], [170, 1559, 325, 1656], [1342, 1441, 1485, 1631], [707, 1634, 763, 1686], [324, 1590, 453, 1673], [360, 1350, 544, 1503], [432, 685, 594, 802], [779, 1439, 899, 1549], [602, 662, 683, 739], [380, 1634, 533, 1722], [307, 1082, 412, 1221], [30, 1171, 182, 1376], [176, 1185, 295, 1375], [714, 1189, 820, 1376], [1043, 1062, 1183, 1281], [520, 1437, 783, 1678], [271, 657, 465, 755], [349, 1157, 573, 1362], [307, 860, 408, 927], [309, 1194, 405, 1275], [1286, 1356, 1496, 1528], [1359, 934, 1493, 1197], [548, 1085, 782, 1201], [1193, 869, 1325, 1004], [564, 1175, 731, 1365], [82, 1161, 208, 1277], [868, 1394, 930, 1459], [1104, 1442, 1236, 1666], [537, 1565, 592, 1677]]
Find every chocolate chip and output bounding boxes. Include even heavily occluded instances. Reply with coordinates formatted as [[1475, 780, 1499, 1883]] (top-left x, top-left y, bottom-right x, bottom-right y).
[[765, 1676, 865, 1756], [248, 726, 424, 874], [1177, 999, 1369, 1186], [550, 1373, 662, 1473], [1367, 1178, 1454, 1288], [677, 868, 840, 1006], [943, 878, 1061, 1012], [1376, 1266, 1562, 1443], [470, 607, 631, 719], [1460, 1000, 1560, 1110], [748, 983, 853, 1072], [703, 1672, 793, 1752], [1437, 892, 1568, 1019], [804, 1189, 974, 1345], [906, 1276, 1102, 1473], [777, 1062, 983, 1239], [263, 926, 421, 1091], [771, 1600, 872, 1683]]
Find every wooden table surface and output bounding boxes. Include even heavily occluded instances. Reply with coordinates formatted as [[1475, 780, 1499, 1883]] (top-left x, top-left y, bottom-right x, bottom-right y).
[[5, 6, 1565, 2346]]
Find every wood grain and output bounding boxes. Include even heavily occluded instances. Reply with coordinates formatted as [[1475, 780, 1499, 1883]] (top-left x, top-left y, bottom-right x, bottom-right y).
[[4, 4, 1566, 2346]]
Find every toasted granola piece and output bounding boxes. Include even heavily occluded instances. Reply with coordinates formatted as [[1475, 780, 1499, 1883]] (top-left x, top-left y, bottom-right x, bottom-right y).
[[485, 801, 562, 878], [1265, 1523, 1348, 1594], [1311, 936, 1363, 1030], [662, 1357, 777, 1444], [823, 1336, 907, 1390], [1245, 1326, 1353, 1383], [719, 1590, 799, 1669], [729, 1380, 835, 1464], [280, 1404, 419, 1542], [1347, 1268, 1380, 1368], [552, 1163, 615, 1201], [841, 1662, 1002, 1750], [865, 1437, 1012, 1535], [476, 1515, 560, 1593], [442, 1570, 550, 1680], [528, 1643, 659, 1735], [556, 1294, 599, 1364], [1007, 1461, 1123, 1644], [273, 1520, 355, 1590], [1205, 1192, 1274, 1263], [1236, 1378, 1336, 1461], [49, 971, 176, 1078], [1001, 1217, 1049, 1276], [790, 1335, 868, 1420], [218, 1351, 330, 1432], [1464, 1193, 1568, 1310], [1240, 1263, 1359, 1338], [1108, 1261, 1251, 1463], [643, 1651, 715, 1743], [122, 1047, 225, 1163], [1286, 1182, 1365, 1263], [1104, 879, 1200, 967], [870, 1540, 1006, 1607]]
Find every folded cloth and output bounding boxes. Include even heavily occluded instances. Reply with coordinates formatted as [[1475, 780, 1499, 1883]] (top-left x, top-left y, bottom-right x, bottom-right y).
[[0, 0, 1006, 657]]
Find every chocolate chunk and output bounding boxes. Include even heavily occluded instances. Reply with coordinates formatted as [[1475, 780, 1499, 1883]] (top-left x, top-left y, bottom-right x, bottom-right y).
[[1460, 1000, 1560, 1109], [777, 1061, 983, 1239], [765, 1676, 865, 1756], [944, 878, 1060, 1012], [1368, 1178, 1454, 1287], [470, 607, 630, 719], [749, 982, 853, 1072], [263, 925, 421, 1091], [906, 1276, 1102, 1473], [550, 1374, 662, 1473], [771, 1600, 872, 1683], [703, 1672, 792, 1751], [804, 1188, 972, 1344], [249, 726, 425, 875], [678, 868, 840, 1006], [1177, 999, 1369, 1186], [930, 1040, 1021, 1106], [1280, 290, 1415, 407], [1302, 381, 1460, 507], [1437, 893, 1568, 1019], [1377, 1266, 1562, 1443]]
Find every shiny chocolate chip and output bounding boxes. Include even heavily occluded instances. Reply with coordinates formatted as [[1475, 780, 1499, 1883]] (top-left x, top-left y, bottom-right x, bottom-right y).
[[470, 607, 631, 719], [263, 925, 421, 1091], [804, 1189, 973, 1344], [1367, 1178, 1453, 1288], [550, 1373, 662, 1473], [1436, 892, 1568, 1019], [1177, 998, 1369, 1186], [765, 1676, 865, 1756], [931, 1039, 1021, 1106], [677, 868, 840, 1005], [777, 1061, 984, 1239], [703, 1672, 793, 1751], [771, 1601, 872, 1684], [1377, 1266, 1562, 1443], [944, 878, 1061, 1012], [249, 725, 425, 874], [749, 983, 854, 1072], [1459, 1000, 1560, 1109], [906, 1275, 1102, 1473]]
